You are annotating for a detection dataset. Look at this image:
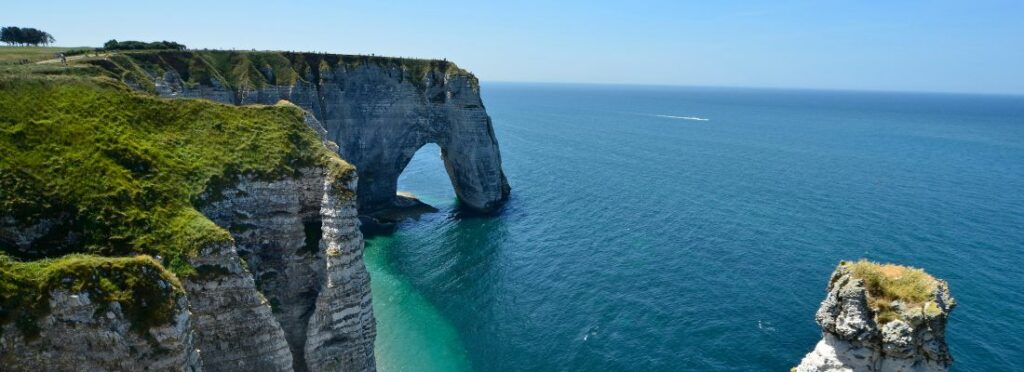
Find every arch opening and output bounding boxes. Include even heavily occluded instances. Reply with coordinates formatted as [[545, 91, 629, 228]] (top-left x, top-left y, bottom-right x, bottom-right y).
[[360, 143, 452, 234], [396, 143, 457, 208]]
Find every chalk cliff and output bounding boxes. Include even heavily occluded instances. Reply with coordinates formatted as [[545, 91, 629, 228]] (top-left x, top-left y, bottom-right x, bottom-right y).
[[1, 73, 376, 371], [0, 167, 370, 372], [94, 51, 511, 213], [0, 261, 202, 371], [187, 166, 373, 371], [796, 261, 956, 372], [3, 49, 510, 371]]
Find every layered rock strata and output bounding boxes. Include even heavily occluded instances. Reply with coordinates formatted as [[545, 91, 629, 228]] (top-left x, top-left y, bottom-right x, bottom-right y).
[[796, 263, 956, 372], [193, 167, 373, 371], [0, 287, 201, 371], [0, 166, 372, 372]]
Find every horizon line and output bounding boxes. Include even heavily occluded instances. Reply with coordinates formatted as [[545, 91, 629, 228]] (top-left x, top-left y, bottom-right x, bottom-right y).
[[10, 45, 1020, 98], [479, 80, 1024, 98]]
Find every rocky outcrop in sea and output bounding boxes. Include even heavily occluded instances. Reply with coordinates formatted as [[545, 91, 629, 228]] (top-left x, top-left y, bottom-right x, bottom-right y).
[[796, 261, 956, 372]]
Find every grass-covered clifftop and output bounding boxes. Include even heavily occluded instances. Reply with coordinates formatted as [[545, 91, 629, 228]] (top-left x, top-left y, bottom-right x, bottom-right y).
[[0, 46, 89, 65], [842, 259, 944, 324], [90, 50, 477, 93], [0, 76, 351, 261], [0, 47, 355, 335]]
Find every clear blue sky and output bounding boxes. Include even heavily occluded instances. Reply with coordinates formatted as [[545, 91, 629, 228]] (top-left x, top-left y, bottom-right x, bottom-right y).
[[4, 1, 1023, 94]]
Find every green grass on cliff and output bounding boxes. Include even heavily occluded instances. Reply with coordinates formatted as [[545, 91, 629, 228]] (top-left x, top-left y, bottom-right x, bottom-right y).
[[0, 46, 89, 65], [88, 50, 477, 92], [0, 59, 355, 335], [0, 254, 182, 339], [0, 76, 351, 262], [843, 259, 939, 324], [0, 45, 463, 338]]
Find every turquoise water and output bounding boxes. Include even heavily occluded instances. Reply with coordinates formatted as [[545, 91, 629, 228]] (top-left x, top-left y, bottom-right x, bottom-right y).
[[367, 84, 1024, 371]]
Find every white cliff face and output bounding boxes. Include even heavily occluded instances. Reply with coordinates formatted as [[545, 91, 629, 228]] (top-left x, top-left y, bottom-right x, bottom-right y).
[[128, 52, 511, 213], [1, 166, 371, 372], [0, 290, 201, 371], [796, 264, 956, 372], [196, 167, 373, 371], [183, 239, 295, 371], [4, 54, 387, 370], [305, 179, 375, 370]]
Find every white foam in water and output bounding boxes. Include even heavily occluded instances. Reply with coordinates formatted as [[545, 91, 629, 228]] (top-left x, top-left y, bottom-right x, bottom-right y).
[[653, 114, 710, 121]]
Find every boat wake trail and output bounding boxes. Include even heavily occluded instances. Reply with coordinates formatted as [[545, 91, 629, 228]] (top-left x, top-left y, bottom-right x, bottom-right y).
[[652, 114, 710, 121]]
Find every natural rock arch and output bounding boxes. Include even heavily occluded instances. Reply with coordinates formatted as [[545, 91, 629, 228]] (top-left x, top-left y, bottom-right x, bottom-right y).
[[312, 65, 511, 214], [335, 120, 509, 214], [115, 51, 512, 213]]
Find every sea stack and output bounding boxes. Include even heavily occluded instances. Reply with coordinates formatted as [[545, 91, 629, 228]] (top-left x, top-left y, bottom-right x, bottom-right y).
[[795, 260, 956, 372]]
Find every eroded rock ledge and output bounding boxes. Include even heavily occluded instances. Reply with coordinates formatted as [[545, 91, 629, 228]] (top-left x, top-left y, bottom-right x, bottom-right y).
[[796, 261, 956, 372]]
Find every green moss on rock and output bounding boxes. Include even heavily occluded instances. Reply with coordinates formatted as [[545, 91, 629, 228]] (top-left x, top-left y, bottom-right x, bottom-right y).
[[0, 254, 182, 338]]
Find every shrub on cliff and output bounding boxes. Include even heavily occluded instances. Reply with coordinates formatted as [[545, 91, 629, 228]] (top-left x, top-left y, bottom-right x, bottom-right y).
[[103, 39, 186, 51]]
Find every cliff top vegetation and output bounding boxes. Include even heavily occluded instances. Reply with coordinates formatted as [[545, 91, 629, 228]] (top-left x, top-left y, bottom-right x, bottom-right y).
[[103, 39, 186, 51], [0, 46, 88, 66], [0, 254, 182, 339], [0, 74, 353, 264], [0, 46, 354, 335], [842, 259, 942, 324], [1, 27, 55, 47], [88, 49, 477, 93]]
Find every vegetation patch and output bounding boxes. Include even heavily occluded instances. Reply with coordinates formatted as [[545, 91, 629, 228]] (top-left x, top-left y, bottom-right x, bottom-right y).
[[85, 50, 478, 93], [0, 254, 181, 338], [1, 27, 55, 47], [0, 76, 351, 264], [103, 40, 186, 51], [0, 46, 87, 66], [842, 259, 939, 324], [0, 47, 356, 335]]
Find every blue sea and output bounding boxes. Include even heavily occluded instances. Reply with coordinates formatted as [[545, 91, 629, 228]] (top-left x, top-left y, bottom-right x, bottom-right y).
[[366, 83, 1024, 371]]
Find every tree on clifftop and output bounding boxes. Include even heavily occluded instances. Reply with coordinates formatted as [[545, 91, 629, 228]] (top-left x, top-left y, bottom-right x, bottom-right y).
[[103, 39, 186, 51], [1, 27, 55, 46]]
